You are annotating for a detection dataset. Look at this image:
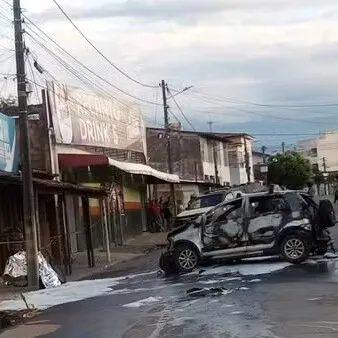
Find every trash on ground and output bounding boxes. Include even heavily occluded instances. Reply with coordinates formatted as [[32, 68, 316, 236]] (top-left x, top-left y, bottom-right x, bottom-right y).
[[187, 287, 233, 297]]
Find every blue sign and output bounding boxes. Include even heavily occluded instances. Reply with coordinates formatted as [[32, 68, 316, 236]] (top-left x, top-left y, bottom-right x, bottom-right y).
[[0, 112, 17, 173]]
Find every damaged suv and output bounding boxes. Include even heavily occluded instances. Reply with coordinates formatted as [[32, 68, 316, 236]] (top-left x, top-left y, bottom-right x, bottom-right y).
[[161, 191, 336, 274]]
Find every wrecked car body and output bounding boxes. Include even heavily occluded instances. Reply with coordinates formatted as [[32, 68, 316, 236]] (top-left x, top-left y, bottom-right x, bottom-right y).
[[160, 191, 336, 274]]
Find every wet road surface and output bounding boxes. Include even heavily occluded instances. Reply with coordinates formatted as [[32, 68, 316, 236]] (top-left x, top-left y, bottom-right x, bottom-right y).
[[2, 249, 338, 338]]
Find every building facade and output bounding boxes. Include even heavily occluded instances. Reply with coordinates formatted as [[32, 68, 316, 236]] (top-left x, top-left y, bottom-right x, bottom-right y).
[[146, 128, 254, 207]]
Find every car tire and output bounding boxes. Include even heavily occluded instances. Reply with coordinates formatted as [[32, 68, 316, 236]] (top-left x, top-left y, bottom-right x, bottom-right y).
[[174, 244, 199, 273], [280, 234, 309, 264]]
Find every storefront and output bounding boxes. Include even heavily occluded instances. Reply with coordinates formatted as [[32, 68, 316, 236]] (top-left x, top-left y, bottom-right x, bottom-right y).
[[46, 83, 179, 245]]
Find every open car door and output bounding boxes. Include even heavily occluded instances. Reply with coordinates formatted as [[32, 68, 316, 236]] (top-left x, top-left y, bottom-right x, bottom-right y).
[[201, 198, 247, 255]]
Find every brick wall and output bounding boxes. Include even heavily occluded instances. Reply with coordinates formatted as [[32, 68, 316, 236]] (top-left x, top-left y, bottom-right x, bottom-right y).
[[146, 128, 204, 181]]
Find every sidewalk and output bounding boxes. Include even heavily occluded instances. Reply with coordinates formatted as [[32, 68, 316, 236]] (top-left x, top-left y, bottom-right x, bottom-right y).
[[0, 231, 168, 299], [68, 231, 168, 281]]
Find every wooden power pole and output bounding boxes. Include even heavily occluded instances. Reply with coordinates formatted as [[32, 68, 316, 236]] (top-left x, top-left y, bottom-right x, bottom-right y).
[[244, 137, 251, 183], [13, 0, 39, 287], [161, 80, 176, 214]]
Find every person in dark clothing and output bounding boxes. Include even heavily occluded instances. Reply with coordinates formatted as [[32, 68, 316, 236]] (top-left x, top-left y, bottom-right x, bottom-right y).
[[163, 197, 173, 231], [334, 186, 338, 205]]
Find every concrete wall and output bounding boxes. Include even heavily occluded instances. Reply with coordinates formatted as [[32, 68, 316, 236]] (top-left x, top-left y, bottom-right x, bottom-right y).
[[200, 138, 231, 185], [228, 136, 254, 184], [298, 132, 338, 172], [146, 128, 204, 181]]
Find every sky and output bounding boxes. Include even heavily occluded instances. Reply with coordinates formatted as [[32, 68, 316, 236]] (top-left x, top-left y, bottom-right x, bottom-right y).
[[1, 0, 338, 152]]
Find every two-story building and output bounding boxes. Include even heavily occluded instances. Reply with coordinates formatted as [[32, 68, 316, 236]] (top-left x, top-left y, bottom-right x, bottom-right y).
[[146, 127, 254, 207]]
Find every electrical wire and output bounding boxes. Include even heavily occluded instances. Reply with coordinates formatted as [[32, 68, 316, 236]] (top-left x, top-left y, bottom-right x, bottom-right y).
[[190, 100, 334, 126], [0, 0, 11, 8], [167, 107, 181, 125], [25, 33, 158, 122], [191, 91, 338, 108], [24, 27, 161, 107], [166, 86, 196, 131], [0, 12, 11, 24], [26, 53, 40, 103], [50, 0, 158, 89]]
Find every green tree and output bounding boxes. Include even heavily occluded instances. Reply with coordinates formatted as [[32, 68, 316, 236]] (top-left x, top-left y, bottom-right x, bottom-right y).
[[267, 151, 312, 189]]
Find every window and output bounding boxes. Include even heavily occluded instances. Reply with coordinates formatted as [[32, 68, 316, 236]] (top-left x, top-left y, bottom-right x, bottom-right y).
[[205, 199, 242, 225], [187, 192, 225, 210], [228, 151, 238, 168], [223, 147, 229, 166], [207, 140, 214, 163], [249, 195, 284, 217]]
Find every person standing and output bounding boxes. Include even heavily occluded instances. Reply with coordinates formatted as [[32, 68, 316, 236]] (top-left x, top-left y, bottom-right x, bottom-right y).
[[163, 197, 173, 231], [153, 199, 163, 232], [334, 185, 338, 206], [307, 182, 315, 198]]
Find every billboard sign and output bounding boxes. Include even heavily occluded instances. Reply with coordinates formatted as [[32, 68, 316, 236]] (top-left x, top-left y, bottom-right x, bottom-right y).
[[0, 112, 17, 173], [47, 82, 146, 154]]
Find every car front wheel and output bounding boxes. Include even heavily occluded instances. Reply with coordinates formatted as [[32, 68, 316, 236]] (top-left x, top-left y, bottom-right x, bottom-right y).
[[174, 244, 199, 273], [280, 234, 309, 264]]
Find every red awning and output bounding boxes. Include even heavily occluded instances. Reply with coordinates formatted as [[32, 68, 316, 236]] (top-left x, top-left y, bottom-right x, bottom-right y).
[[58, 154, 108, 168]]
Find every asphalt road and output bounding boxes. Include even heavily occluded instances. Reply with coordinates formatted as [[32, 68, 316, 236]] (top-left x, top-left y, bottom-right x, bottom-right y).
[[2, 242, 338, 338]]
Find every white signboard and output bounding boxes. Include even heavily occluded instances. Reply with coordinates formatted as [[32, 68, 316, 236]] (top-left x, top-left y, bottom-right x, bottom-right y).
[[47, 82, 146, 154]]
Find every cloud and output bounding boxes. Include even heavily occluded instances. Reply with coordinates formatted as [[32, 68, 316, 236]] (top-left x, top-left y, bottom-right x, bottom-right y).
[[35, 0, 338, 23], [3, 0, 338, 150]]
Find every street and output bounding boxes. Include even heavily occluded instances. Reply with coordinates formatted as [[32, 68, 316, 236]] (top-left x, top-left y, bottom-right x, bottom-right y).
[[2, 230, 338, 338]]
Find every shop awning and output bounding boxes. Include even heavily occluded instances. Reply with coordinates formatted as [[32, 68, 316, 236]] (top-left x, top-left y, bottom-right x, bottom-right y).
[[107, 157, 179, 183], [57, 148, 180, 184]]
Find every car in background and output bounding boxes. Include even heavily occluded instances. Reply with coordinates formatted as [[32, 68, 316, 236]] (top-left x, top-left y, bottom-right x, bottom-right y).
[[174, 183, 267, 228], [161, 191, 336, 273]]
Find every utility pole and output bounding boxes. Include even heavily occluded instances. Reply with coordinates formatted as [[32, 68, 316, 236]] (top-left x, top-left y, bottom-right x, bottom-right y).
[[322, 156, 328, 195], [244, 137, 251, 183], [207, 121, 219, 185], [161, 80, 176, 215], [261, 145, 267, 164], [281, 142, 285, 154], [207, 121, 220, 184], [13, 0, 39, 287], [322, 156, 327, 173]]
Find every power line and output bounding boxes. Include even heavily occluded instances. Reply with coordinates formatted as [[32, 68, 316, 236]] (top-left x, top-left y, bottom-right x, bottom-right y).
[[192, 91, 338, 108], [50, 0, 158, 89], [0, 0, 11, 7], [24, 26, 161, 107], [167, 107, 182, 125], [190, 97, 334, 126], [26, 53, 40, 103], [167, 86, 196, 131]]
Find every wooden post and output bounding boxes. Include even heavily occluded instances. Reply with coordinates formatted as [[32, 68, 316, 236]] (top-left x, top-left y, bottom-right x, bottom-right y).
[[61, 194, 72, 275], [35, 192, 41, 250], [101, 198, 111, 263], [82, 196, 94, 267]]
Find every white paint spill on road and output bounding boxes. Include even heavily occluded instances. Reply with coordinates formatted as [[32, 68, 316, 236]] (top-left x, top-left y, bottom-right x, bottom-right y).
[[230, 311, 244, 315], [199, 277, 243, 285], [308, 297, 322, 301], [195, 261, 291, 277], [0, 271, 157, 311], [0, 278, 120, 311], [122, 296, 163, 308]]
